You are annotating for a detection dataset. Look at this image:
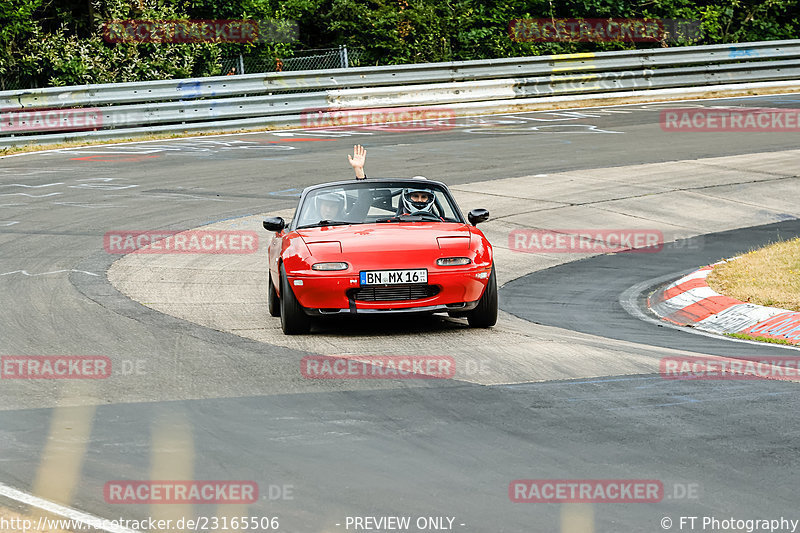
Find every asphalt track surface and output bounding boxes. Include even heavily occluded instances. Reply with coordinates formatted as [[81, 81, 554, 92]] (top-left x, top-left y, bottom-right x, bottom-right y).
[[503, 219, 800, 355], [1, 95, 800, 532]]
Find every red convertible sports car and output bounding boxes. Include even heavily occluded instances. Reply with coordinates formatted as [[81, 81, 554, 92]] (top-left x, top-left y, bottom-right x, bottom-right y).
[[262, 178, 496, 334]]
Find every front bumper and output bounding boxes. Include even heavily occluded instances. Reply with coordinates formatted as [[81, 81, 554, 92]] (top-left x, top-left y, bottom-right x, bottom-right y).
[[285, 266, 491, 313], [305, 300, 480, 316]]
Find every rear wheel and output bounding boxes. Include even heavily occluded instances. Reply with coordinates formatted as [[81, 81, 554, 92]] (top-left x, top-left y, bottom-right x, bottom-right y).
[[268, 270, 280, 317], [280, 264, 311, 334], [467, 263, 498, 328]]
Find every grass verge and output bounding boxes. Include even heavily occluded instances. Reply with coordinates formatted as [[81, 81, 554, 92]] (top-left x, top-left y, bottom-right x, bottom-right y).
[[707, 237, 800, 312], [725, 332, 795, 345]]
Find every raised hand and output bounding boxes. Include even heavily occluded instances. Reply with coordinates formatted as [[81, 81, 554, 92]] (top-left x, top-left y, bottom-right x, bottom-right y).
[[347, 144, 367, 179]]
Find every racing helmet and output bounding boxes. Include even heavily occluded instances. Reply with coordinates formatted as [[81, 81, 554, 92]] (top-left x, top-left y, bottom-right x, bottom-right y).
[[401, 187, 435, 214], [314, 191, 345, 218]]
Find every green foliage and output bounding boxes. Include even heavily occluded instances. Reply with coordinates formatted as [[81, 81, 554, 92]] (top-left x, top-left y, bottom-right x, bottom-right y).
[[1, 0, 799, 89], [1, 0, 229, 88], [726, 332, 795, 345]]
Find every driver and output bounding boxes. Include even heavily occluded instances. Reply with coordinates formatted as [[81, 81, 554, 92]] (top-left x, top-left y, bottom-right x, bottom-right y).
[[401, 188, 435, 215], [315, 191, 345, 221]]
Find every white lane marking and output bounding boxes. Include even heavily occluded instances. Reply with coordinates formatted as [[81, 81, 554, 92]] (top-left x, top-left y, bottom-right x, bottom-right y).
[[57, 149, 163, 154], [144, 193, 231, 202], [510, 111, 603, 121], [0, 192, 62, 198], [509, 110, 636, 121], [0, 480, 141, 533], [53, 201, 127, 208], [0, 183, 64, 188], [463, 124, 623, 134], [0, 169, 62, 175], [69, 184, 137, 190], [271, 130, 374, 137], [0, 269, 98, 277], [0, 221, 19, 226]]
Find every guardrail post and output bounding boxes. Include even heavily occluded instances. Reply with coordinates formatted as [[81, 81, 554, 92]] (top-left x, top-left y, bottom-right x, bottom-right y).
[[238, 54, 245, 75], [339, 45, 349, 68]]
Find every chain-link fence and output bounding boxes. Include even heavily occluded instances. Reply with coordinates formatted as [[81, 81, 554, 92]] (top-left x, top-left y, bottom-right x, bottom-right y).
[[0, 46, 367, 91], [220, 46, 367, 76], [1, 74, 35, 91]]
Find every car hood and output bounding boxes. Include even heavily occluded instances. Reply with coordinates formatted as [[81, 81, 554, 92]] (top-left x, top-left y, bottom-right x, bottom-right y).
[[297, 222, 472, 253]]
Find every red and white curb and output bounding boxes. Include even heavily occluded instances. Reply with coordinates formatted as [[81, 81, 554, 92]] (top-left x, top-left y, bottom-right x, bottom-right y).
[[648, 260, 800, 344]]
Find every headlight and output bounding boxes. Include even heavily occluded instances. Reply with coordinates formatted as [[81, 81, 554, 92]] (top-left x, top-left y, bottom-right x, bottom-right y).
[[311, 262, 349, 271], [436, 257, 471, 266]]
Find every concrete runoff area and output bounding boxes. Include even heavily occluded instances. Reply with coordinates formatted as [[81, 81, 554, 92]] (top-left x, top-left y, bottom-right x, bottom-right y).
[[108, 148, 800, 387]]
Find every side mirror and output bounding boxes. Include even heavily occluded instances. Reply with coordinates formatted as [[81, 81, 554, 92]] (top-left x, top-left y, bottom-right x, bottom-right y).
[[263, 217, 285, 232], [468, 208, 489, 226]]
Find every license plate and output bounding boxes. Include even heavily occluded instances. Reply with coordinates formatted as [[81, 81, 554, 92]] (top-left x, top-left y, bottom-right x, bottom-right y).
[[360, 269, 428, 286]]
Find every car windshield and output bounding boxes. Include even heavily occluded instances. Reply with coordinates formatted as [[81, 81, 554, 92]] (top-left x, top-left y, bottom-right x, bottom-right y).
[[294, 180, 462, 229]]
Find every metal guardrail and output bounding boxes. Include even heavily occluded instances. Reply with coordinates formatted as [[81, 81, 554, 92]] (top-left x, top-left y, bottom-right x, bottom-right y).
[[1, 39, 799, 147]]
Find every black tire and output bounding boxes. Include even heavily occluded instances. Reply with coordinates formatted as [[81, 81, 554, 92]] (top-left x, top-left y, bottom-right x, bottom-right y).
[[268, 270, 280, 317], [279, 264, 311, 334], [467, 263, 498, 328]]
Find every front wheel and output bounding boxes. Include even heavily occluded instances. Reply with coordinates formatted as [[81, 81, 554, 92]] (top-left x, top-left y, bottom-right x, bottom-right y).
[[267, 270, 280, 317], [280, 264, 311, 334], [467, 263, 498, 328]]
